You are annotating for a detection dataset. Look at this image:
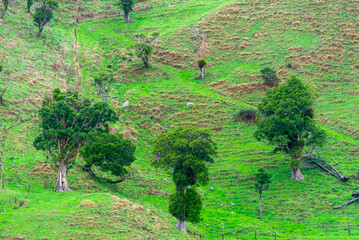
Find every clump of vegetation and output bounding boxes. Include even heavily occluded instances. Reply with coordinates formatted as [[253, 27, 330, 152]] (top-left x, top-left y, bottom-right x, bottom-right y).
[[81, 133, 136, 183], [34, 88, 118, 192], [79, 200, 98, 209], [260, 67, 279, 86], [255, 75, 326, 181], [254, 168, 271, 213], [115, 0, 135, 23], [152, 127, 217, 234], [93, 72, 114, 103], [0, 0, 8, 19], [234, 108, 257, 123], [134, 32, 159, 69], [32, 0, 58, 38]]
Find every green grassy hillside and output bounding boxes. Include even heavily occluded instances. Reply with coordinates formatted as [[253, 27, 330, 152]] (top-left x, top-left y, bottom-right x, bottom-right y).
[[1, 0, 358, 239]]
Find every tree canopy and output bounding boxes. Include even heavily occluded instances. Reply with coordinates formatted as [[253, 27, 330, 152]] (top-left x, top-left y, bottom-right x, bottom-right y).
[[34, 88, 118, 191], [81, 132, 136, 178], [254, 75, 325, 181]]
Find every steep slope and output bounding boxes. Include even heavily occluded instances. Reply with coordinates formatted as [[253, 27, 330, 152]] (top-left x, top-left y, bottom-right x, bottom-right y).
[[1, 0, 359, 239]]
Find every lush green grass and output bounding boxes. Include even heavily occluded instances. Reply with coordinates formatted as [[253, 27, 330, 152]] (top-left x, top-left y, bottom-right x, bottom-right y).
[[1, 0, 359, 239]]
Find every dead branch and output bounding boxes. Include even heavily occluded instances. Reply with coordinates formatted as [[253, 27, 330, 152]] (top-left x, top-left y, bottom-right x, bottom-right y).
[[330, 157, 338, 166], [305, 149, 349, 182], [333, 197, 359, 209], [107, 169, 136, 184]]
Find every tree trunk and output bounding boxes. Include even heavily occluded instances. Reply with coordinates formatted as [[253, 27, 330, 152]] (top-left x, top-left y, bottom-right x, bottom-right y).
[[175, 218, 188, 234], [0, 5, 8, 19], [56, 162, 70, 192], [199, 67, 205, 79], [124, 10, 130, 23], [143, 58, 149, 69], [258, 193, 263, 213], [37, 26, 44, 38], [291, 167, 304, 181]]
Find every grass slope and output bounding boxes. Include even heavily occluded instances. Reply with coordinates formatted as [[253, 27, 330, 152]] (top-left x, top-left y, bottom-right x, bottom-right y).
[[1, 0, 359, 239]]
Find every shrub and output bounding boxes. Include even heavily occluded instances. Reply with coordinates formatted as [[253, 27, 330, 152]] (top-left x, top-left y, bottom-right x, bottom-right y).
[[234, 108, 257, 123], [260, 67, 279, 86], [80, 200, 98, 209]]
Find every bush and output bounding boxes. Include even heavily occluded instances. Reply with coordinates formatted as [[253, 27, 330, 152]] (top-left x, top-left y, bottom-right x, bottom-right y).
[[235, 108, 257, 123], [260, 67, 279, 86]]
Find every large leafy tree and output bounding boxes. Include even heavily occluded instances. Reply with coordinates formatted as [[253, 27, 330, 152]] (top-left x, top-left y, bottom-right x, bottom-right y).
[[81, 132, 136, 183], [254, 75, 326, 181], [34, 88, 118, 192], [254, 168, 271, 213], [152, 127, 217, 234], [32, 0, 58, 38], [115, 0, 135, 23]]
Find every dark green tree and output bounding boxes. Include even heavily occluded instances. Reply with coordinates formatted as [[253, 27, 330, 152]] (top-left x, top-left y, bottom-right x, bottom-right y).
[[33, 0, 58, 38], [93, 72, 114, 103], [134, 32, 159, 69], [260, 67, 279, 86], [0, 0, 8, 19], [115, 0, 135, 23], [34, 88, 118, 192], [152, 127, 217, 234], [81, 132, 136, 183], [254, 76, 325, 181], [254, 168, 272, 213]]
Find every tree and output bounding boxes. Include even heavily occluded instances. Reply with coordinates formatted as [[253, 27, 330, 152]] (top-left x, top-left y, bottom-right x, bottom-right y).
[[0, 65, 8, 106], [93, 73, 114, 102], [196, 58, 207, 79], [134, 32, 159, 69], [260, 67, 279, 86], [81, 132, 136, 183], [254, 75, 325, 181], [115, 0, 135, 23], [33, 0, 58, 38], [0, 0, 8, 19], [34, 88, 118, 192], [254, 168, 271, 213], [152, 127, 217, 234]]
